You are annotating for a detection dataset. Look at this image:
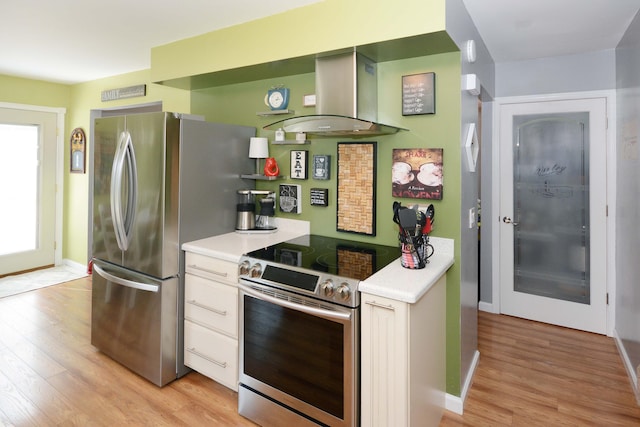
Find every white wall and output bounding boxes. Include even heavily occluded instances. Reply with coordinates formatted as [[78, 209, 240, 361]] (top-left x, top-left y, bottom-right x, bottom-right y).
[[495, 49, 616, 98], [615, 10, 640, 397]]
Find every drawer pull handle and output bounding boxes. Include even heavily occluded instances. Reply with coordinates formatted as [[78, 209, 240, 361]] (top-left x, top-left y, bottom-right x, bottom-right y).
[[187, 347, 227, 368], [187, 299, 227, 316], [365, 300, 396, 311], [187, 264, 228, 278]]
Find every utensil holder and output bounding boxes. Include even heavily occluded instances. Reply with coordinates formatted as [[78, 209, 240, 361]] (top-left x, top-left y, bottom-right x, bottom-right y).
[[399, 234, 434, 269]]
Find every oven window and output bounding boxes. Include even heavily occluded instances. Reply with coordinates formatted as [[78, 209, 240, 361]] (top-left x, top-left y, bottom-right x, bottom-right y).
[[243, 295, 344, 418]]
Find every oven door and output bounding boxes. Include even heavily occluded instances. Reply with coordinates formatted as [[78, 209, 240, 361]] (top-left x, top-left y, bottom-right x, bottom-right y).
[[238, 282, 358, 427]]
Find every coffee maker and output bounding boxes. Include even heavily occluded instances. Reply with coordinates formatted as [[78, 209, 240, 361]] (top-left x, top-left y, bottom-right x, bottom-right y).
[[236, 189, 277, 233]]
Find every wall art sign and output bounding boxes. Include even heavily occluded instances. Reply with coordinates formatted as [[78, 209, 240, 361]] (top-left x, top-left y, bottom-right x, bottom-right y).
[[402, 72, 435, 116], [279, 184, 302, 213], [310, 188, 329, 206], [101, 84, 147, 102], [312, 154, 331, 180], [392, 148, 443, 200], [337, 142, 377, 236], [290, 150, 308, 179], [70, 127, 86, 173]]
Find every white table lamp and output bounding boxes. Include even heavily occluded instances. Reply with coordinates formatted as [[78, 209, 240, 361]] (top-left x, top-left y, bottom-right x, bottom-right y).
[[249, 137, 269, 175]]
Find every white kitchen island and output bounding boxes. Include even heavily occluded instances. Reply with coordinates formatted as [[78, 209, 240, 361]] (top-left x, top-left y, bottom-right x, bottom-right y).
[[359, 237, 454, 427]]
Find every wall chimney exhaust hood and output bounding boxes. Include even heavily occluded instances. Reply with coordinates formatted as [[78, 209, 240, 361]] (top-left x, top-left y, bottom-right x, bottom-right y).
[[264, 52, 407, 138]]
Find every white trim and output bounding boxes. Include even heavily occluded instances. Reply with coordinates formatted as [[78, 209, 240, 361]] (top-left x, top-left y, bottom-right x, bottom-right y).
[[0, 102, 66, 268], [444, 350, 480, 415], [63, 258, 89, 275], [478, 300, 495, 313], [492, 90, 616, 336]]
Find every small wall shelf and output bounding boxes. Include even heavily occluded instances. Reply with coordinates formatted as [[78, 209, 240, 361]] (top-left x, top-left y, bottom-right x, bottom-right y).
[[240, 174, 285, 181], [272, 139, 310, 145], [257, 109, 295, 117]]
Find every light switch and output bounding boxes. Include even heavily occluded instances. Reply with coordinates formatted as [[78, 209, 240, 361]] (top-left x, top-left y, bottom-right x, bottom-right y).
[[469, 207, 476, 228]]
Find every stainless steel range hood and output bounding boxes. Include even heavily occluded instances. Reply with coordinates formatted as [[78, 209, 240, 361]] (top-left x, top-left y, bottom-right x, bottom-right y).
[[264, 52, 406, 138]]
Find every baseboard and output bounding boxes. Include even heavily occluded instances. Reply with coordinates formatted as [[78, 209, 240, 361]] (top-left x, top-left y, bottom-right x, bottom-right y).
[[62, 259, 89, 276], [478, 301, 496, 313], [445, 350, 480, 415], [613, 328, 640, 404]]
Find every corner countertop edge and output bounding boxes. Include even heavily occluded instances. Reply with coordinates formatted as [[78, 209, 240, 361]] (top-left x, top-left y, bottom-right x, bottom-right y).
[[359, 237, 454, 304], [182, 219, 310, 263]]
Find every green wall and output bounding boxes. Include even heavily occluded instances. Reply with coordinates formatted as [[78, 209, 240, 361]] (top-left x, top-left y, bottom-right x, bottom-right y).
[[151, 0, 447, 84], [191, 53, 460, 246]]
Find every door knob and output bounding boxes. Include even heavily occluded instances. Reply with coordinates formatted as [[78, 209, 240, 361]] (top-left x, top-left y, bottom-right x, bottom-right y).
[[503, 216, 519, 226]]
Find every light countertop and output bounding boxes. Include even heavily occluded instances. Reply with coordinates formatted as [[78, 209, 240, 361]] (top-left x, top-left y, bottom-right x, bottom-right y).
[[359, 237, 454, 304], [183, 221, 453, 304], [182, 218, 310, 263]]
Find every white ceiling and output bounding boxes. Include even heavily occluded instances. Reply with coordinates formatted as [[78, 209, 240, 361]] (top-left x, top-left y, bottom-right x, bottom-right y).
[[1, 0, 639, 85], [463, 0, 640, 62]]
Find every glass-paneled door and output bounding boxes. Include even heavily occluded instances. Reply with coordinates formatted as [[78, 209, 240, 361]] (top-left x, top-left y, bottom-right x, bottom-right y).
[[499, 98, 607, 334], [0, 107, 58, 276]]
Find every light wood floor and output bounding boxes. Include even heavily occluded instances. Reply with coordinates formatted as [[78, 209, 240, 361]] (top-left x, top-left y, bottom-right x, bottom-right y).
[[441, 310, 640, 426], [1, 277, 639, 426]]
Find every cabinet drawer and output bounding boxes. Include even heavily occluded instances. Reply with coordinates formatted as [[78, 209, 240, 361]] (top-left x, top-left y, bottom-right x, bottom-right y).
[[184, 321, 238, 391], [185, 252, 238, 284], [185, 273, 238, 338]]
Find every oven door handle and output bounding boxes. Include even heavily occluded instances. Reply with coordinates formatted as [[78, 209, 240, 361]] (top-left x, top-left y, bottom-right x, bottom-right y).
[[239, 283, 353, 322]]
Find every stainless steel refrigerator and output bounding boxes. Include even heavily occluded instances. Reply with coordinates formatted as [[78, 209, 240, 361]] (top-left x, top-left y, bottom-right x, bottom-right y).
[[91, 112, 255, 386]]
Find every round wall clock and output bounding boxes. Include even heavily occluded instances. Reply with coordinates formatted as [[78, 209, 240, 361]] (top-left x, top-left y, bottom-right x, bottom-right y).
[[266, 87, 290, 110]]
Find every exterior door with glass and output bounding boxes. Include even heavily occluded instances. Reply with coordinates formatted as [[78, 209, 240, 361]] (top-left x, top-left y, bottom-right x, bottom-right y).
[[499, 98, 607, 334], [0, 107, 58, 275]]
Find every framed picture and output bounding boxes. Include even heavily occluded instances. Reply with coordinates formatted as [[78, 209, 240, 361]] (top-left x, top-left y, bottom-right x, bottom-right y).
[[402, 72, 435, 115], [290, 150, 308, 179], [70, 127, 86, 173], [337, 142, 376, 236], [392, 148, 443, 200]]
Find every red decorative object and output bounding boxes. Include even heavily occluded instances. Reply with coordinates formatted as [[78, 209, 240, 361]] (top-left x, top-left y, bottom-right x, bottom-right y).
[[264, 157, 279, 177]]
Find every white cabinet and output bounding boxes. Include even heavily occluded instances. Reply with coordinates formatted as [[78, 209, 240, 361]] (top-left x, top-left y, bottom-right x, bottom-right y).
[[360, 275, 446, 427], [183, 251, 239, 391]]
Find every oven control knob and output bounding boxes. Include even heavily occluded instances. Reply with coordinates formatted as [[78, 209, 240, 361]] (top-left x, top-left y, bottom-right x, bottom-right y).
[[249, 263, 262, 278], [321, 280, 335, 297], [337, 283, 351, 301], [238, 260, 250, 276]]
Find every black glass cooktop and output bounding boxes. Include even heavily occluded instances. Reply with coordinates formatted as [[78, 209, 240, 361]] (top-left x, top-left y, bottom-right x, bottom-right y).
[[245, 235, 400, 281]]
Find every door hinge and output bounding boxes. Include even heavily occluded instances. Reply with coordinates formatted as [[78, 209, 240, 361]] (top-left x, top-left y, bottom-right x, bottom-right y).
[[606, 293, 609, 305], [606, 205, 609, 217]]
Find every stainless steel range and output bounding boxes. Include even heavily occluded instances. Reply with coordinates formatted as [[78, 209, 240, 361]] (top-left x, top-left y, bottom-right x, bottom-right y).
[[237, 234, 399, 427]]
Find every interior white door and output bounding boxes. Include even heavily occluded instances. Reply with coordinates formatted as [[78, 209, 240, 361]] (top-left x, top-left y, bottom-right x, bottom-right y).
[[499, 98, 607, 334], [0, 107, 58, 275]]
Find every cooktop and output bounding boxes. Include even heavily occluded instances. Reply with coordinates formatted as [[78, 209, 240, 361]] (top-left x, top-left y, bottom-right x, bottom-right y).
[[244, 234, 400, 281]]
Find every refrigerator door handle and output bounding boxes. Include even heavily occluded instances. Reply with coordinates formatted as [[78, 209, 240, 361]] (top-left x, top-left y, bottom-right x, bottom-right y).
[[93, 263, 159, 293], [110, 131, 138, 251]]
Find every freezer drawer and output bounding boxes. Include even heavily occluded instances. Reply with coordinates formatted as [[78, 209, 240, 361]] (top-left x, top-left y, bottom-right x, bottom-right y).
[[91, 260, 178, 387]]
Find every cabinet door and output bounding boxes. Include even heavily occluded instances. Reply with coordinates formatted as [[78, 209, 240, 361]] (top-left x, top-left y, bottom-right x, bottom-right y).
[[361, 294, 408, 427]]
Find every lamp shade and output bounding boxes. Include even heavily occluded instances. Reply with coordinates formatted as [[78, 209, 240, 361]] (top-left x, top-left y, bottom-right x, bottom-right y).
[[249, 137, 269, 158]]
